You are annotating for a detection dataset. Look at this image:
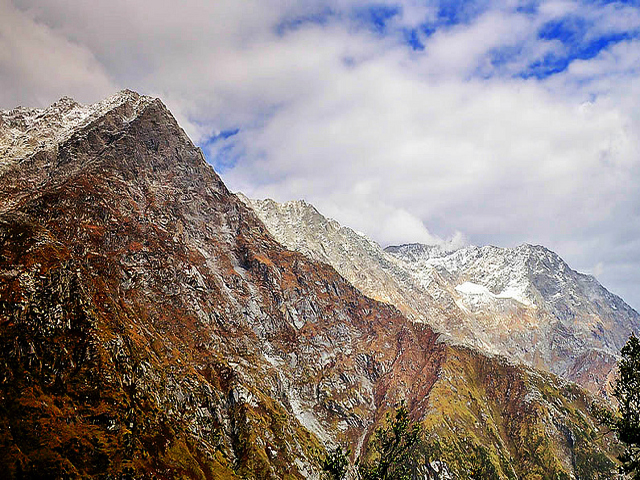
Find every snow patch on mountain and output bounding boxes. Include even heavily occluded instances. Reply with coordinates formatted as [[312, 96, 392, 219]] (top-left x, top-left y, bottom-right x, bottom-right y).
[[455, 281, 492, 296], [0, 90, 153, 166], [243, 194, 640, 395], [455, 281, 535, 308]]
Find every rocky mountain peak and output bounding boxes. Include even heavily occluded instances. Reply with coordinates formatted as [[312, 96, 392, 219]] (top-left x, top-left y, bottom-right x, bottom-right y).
[[0, 91, 220, 219], [50, 95, 80, 111], [244, 195, 640, 395], [0, 92, 623, 478], [384, 242, 460, 262], [0, 89, 153, 165]]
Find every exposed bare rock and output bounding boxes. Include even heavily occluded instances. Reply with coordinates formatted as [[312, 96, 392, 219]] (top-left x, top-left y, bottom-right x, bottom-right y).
[[242, 197, 639, 395], [0, 92, 620, 478]]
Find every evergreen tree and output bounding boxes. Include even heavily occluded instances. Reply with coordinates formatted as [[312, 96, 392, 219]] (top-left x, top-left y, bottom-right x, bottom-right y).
[[615, 334, 640, 478], [321, 445, 350, 480], [597, 334, 640, 478], [358, 402, 439, 480]]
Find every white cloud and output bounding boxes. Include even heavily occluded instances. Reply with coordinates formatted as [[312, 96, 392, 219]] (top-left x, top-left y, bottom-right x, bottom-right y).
[[0, 0, 115, 107], [3, 0, 640, 308], [593, 261, 605, 278]]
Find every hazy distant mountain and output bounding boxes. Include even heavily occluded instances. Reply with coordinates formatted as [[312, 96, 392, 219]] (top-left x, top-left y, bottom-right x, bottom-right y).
[[242, 196, 640, 395]]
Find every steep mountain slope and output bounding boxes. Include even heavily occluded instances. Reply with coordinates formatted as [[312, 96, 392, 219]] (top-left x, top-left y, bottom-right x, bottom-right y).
[[0, 92, 619, 478], [242, 197, 640, 395], [388, 243, 640, 394], [233, 196, 432, 317]]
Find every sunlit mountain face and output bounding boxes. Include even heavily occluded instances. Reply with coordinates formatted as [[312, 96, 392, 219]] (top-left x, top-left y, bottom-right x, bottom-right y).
[[0, 92, 624, 478]]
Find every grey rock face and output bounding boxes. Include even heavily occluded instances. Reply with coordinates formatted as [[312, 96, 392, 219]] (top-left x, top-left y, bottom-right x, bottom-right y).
[[0, 90, 445, 478], [0, 91, 621, 479], [242, 197, 640, 394]]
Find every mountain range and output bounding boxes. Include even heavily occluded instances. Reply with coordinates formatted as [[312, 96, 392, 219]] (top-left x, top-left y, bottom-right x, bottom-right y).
[[0, 91, 628, 478], [241, 196, 640, 396]]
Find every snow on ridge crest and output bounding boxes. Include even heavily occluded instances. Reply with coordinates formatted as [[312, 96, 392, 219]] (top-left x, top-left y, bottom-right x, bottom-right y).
[[241, 194, 640, 395], [0, 89, 154, 163], [239, 194, 381, 252]]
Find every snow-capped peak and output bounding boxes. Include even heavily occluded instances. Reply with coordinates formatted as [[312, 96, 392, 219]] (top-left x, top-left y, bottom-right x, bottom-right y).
[[242, 195, 640, 395], [0, 90, 154, 165]]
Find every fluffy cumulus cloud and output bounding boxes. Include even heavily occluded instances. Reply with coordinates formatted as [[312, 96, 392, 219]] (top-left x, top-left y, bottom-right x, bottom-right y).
[[2, 0, 640, 308], [0, 0, 115, 106]]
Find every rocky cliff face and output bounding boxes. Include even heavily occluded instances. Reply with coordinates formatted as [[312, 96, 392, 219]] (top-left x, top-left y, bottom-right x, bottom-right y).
[[242, 197, 639, 396], [0, 92, 620, 478], [388, 242, 639, 394]]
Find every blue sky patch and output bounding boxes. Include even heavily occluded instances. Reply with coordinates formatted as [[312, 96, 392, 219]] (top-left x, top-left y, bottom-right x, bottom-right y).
[[352, 4, 401, 34], [515, 1, 539, 15], [579, 32, 634, 57], [205, 142, 240, 173], [436, 0, 491, 26], [489, 44, 525, 71], [436, 0, 467, 26], [419, 23, 437, 38], [518, 11, 639, 78], [201, 129, 241, 173], [403, 28, 425, 51], [538, 16, 587, 44], [589, 0, 640, 6], [205, 128, 240, 144], [276, 8, 335, 35], [522, 53, 573, 79]]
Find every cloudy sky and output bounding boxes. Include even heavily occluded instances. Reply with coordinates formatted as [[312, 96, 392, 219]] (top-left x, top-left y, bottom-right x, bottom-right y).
[[2, 0, 640, 308]]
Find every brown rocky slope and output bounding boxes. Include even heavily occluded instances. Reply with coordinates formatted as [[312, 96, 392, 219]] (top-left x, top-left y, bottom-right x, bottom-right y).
[[0, 91, 619, 478], [240, 197, 639, 398]]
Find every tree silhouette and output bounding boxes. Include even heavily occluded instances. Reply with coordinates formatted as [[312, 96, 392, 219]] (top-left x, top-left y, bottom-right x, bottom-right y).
[[321, 445, 350, 480], [597, 334, 640, 478], [358, 402, 440, 480]]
